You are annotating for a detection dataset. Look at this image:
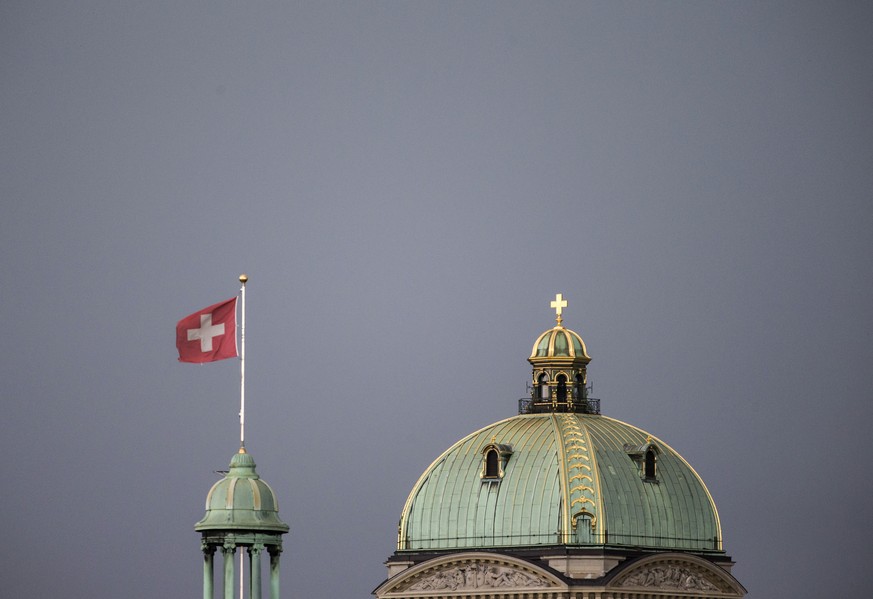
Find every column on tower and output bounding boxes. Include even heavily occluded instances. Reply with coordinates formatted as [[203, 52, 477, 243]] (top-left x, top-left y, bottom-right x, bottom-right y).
[[269, 546, 282, 599], [202, 545, 215, 599], [249, 544, 263, 598], [222, 544, 235, 599]]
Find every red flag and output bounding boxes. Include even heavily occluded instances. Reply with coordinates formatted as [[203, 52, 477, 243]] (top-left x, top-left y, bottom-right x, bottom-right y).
[[176, 297, 238, 363]]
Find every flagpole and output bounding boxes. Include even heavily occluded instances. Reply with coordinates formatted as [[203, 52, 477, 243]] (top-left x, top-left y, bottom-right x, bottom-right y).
[[239, 273, 247, 449], [238, 273, 248, 599]]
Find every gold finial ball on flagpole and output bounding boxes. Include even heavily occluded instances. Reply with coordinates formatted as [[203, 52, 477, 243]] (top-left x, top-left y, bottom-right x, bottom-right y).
[[239, 274, 248, 284]]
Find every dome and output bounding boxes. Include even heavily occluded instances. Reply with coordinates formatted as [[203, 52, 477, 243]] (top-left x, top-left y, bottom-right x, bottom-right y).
[[381, 296, 742, 598], [530, 326, 590, 361], [195, 449, 289, 533], [397, 413, 721, 554]]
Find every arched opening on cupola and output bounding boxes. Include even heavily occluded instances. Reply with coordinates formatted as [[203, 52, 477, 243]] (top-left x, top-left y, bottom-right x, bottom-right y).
[[556, 374, 567, 404], [575, 373, 586, 399], [538, 373, 549, 399]]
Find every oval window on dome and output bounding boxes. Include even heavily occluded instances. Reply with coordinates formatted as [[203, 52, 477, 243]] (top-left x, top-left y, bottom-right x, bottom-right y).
[[554, 332, 569, 356], [536, 335, 550, 357]]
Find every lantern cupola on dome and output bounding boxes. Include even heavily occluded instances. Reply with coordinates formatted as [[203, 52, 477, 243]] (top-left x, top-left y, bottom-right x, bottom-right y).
[[525, 294, 595, 414]]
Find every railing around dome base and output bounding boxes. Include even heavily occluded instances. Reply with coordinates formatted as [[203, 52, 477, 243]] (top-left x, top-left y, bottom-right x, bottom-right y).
[[518, 397, 601, 415], [400, 530, 721, 552]]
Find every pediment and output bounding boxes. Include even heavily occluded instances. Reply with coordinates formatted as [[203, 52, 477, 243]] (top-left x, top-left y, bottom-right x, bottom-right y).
[[608, 553, 745, 597], [376, 552, 566, 597]]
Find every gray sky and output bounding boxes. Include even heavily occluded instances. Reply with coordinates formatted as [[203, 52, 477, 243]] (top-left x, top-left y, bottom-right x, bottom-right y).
[[2, 2, 871, 597]]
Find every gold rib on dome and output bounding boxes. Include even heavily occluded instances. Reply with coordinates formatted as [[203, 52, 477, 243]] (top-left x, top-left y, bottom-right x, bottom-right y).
[[555, 413, 603, 542]]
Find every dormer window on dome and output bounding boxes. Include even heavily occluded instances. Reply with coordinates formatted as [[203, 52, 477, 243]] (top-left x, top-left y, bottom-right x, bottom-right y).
[[480, 440, 513, 481], [624, 439, 661, 483], [521, 294, 600, 415]]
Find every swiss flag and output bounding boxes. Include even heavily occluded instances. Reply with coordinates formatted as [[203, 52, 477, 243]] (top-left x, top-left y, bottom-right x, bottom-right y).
[[176, 297, 238, 363]]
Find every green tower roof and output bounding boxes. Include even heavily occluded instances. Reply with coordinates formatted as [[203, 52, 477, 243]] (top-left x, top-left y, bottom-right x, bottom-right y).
[[195, 449, 289, 534], [398, 413, 721, 553]]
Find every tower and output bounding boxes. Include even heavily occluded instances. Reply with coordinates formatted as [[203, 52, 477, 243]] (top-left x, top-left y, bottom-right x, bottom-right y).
[[375, 295, 745, 599], [196, 447, 289, 599], [181, 276, 290, 598]]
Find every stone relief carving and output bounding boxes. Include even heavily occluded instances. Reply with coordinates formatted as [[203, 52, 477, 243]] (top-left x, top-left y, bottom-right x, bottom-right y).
[[406, 563, 549, 591], [618, 564, 720, 591]]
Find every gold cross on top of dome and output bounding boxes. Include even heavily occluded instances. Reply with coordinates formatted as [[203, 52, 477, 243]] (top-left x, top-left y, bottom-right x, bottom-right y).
[[550, 293, 568, 326]]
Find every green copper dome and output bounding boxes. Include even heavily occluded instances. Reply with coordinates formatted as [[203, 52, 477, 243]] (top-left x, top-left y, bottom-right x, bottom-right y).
[[195, 449, 289, 533], [398, 413, 721, 553]]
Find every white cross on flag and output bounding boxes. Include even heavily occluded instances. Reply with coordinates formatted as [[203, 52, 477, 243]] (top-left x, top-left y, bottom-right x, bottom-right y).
[[176, 297, 238, 363]]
